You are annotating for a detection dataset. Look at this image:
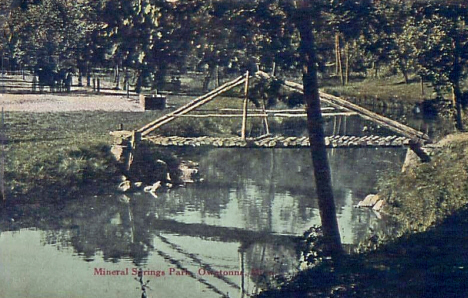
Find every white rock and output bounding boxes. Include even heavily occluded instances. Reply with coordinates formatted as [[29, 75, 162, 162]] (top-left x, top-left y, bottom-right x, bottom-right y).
[[118, 180, 131, 192], [372, 200, 385, 212], [133, 182, 143, 189], [151, 181, 162, 191], [357, 194, 380, 208], [144, 181, 161, 193]]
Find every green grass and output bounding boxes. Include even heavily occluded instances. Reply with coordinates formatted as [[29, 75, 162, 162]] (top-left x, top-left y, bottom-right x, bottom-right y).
[[2, 96, 265, 202], [4, 110, 168, 202], [321, 74, 436, 104]]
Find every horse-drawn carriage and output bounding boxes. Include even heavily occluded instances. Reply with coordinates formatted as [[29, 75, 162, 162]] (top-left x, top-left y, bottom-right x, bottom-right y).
[[34, 66, 72, 92]]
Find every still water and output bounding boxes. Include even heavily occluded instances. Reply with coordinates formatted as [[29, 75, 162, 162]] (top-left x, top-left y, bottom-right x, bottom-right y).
[[0, 146, 405, 298]]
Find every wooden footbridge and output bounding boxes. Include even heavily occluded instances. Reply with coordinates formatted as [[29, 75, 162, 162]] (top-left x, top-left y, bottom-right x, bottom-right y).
[[111, 71, 432, 169]]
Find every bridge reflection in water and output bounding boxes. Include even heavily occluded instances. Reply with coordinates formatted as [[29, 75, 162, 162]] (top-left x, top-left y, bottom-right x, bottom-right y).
[[0, 147, 404, 297]]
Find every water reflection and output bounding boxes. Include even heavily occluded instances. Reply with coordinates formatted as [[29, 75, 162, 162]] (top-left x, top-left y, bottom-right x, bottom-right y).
[[0, 147, 405, 297]]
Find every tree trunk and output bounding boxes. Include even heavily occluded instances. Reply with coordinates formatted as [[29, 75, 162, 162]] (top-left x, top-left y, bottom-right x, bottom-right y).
[[271, 61, 277, 76], [114, 64, 121, 90], [135, 71, 142, 94], [336, 34, 344, 85], [78, 68, 83, 87], [420, 76, 424, 96], [295, 4, 342, 257], [372, 61, 377, 78], [452, 39, 464, 131], [86, 63, 91, 87], [123, 68, 129, 91], [202, 65, 213, 93], [216, 65, 220, 87], [452, 84, 464, 131], [399, 61, 409, 85], [345, 42, 350, 85], [335, 33, 340, 76]]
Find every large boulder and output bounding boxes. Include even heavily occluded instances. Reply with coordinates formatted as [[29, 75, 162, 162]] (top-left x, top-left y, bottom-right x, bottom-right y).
[[178, 161, 200, 184], [357, 194, 380, 208], [401, 148, 420, 173], [372, 199, 385, 212]]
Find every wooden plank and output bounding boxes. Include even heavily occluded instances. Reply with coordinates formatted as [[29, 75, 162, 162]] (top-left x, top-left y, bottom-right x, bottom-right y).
[[261, 101, 270, 135]]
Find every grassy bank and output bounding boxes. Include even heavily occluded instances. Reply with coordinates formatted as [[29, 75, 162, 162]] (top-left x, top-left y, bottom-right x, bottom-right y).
[[4, 111, 159, 202], [3, 109, 229, 203], [380, 134, 468, 234], [321, 75, 434, 104]]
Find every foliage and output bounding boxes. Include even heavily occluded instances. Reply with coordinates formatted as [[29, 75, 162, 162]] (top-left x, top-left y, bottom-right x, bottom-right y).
[[0, 0, 466, 114]]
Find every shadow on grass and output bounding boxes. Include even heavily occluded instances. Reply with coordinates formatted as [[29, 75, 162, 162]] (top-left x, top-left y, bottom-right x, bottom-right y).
[[391, 77, 420, 85], [259, 207, 468, 298]]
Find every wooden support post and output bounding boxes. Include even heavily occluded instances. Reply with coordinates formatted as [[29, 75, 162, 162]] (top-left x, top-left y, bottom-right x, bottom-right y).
[[241, 71, 249, 140], [345, 42, 350, 85], [126, 81, 130, 98], [126, 130, 141, 172], [131, 130, 141, 150], [420, 76, 424, 96], [262, 100, 270, 135]]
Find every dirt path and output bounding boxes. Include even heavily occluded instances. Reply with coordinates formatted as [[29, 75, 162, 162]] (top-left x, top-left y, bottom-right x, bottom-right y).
[[0, 93, 143, 112]]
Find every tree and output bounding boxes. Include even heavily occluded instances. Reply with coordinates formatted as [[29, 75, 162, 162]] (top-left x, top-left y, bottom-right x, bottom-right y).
[[408, 2, 468, 130], [292, 0, 343, 257], [3, 0, 100, 77], [99, 0, 165, 92]]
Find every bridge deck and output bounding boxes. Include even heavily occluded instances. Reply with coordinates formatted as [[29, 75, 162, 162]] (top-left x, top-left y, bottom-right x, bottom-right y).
[[145, 135, 411, 148]]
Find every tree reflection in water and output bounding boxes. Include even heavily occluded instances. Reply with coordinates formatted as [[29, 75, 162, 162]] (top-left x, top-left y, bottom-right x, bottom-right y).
[[0, 147, 404, 296]]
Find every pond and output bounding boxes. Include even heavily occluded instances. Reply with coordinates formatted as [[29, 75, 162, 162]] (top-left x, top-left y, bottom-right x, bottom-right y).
[[0, 144, 406, 297]]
